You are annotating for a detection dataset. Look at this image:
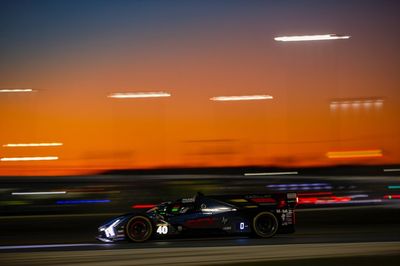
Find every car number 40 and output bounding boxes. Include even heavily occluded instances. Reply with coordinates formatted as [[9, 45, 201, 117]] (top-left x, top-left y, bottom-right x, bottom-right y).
[[157, 225, 168, 234]]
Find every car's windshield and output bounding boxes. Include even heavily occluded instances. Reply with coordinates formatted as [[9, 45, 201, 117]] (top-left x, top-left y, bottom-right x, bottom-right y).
[[147, 196, 197, 215]]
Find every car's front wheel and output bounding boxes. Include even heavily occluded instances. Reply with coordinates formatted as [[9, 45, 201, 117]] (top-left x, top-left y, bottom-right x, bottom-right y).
[[125, 216, 153, 242], [252, 211, 278, 238]]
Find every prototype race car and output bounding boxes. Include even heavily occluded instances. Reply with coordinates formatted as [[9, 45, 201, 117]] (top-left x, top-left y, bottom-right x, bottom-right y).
[[97, 192, 297, 242]]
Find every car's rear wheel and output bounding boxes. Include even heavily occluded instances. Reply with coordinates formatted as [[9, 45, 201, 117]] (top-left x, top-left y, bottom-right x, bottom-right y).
[[252, 211, 278, 238], [125, 216, 153, 242]]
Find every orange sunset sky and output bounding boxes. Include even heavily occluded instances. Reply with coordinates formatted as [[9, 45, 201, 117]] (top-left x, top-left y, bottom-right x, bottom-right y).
[[1, 0, 399, 175]]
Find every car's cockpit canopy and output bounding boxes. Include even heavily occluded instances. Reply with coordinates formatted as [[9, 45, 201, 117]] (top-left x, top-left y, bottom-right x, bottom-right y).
[[147, 192, 236, 215]]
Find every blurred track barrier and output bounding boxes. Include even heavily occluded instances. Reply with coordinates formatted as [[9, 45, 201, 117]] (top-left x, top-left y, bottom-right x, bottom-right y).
[[1, 170, 400, 216]]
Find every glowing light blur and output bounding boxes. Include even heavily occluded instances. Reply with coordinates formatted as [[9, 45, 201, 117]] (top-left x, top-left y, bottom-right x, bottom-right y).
[[330, 98, 384, 111], [132, 204, 156, 209], [274, 34, 350, 42], [267, 183, 332, 190], [3, 143, 63, 147], [298, 196, 351, 205], [296, 192, 382, 205], [384, 169, 400, 172], [347, 199, 382, 204], [12, 191, 66, 195], [0, 88, 34, 93], [383, 194, 400, 199], [56, 199, 111, 204], [326, 150, 383, 159], [210, 95, 273, 101], [0, 156, 59, 162], [202, 207, 234, 213], [230, 199, 248, 203], [388, 185, 400, 189], [245, 171, 298, 176], [348, 194, 369, 199], [0, 244, 106, 250], [108, 92, 171, 99]]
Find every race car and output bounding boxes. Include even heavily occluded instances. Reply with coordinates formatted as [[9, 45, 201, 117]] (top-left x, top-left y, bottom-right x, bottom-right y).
[[97, 192, 297, 243]]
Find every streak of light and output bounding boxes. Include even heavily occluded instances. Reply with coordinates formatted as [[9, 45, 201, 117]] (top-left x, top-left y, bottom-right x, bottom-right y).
[[298, 194, 378, 205], [210, 95, 273, 101], [12, 191, 66, 195], [267, 183, 332, 191], [330, 98, 384, 111], [326, 149, 383, 159], [230, 199, 248, 203], [274, 34, 350, 42], [268, 183, 329, 188], [0, 88, 34, 93], [3, 142, 63, 147], [0, 156, 59, 161], [202, 207, 234, 213], [344, 199, 382, 204], [0, 200, 30, 206], [348, 194, 369, 199], [388, 186, 400, 189], [384, 194, 400, 199], [108, 92, 171, 99], [384, 169, 400, 172], [0, 213, 121, 220], [298, 196, 351, 205], [132, 204, 156, 209], [245, 171, 298, 176], [56, 199, 111, 204], [0, 243, 110, 250]]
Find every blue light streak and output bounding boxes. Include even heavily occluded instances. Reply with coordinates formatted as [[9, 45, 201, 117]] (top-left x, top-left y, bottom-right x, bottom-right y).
[[267, 183, 332, 190], [56, 199, 111, 205]]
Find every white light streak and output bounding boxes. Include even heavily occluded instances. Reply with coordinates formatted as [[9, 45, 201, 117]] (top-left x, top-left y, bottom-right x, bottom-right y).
[[384, 169, 400, 172], [3, 142, 63, 147], [0, 156, 59, 162], [244, 171, 298, 176], [202, 207, 235, 213], [108, 92, 171, 99], [330, 99, 384, 111], [0, 89, 34, 93], [210, 95, 273, 101], [0, 243, 108, 250], [349, 194, 369, 199], [274, 34, 350, 42], [12, 191, 67, 195]]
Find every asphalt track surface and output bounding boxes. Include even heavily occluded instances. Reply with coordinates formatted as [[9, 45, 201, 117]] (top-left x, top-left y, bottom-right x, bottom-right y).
[[1, 206, 400, 265]]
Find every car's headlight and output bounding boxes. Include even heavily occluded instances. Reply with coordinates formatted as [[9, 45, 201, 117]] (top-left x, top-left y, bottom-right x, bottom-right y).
[[99, 219, 120, 238]]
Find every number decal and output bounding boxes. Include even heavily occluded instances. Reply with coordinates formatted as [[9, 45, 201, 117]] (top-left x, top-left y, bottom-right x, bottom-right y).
[[240, 222, 245, 230], [157, 225, 168, 234]]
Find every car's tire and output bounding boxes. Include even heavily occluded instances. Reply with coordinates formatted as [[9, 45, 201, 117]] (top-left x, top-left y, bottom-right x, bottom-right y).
[[252, 211, 279, 238], [125, 215, 153, 242]]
